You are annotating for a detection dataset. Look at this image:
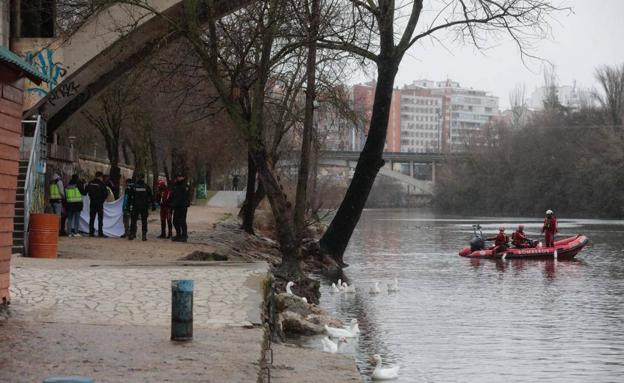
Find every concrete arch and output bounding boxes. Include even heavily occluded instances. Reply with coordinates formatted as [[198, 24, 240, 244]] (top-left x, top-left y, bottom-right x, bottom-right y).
[[22, 0, 251, 132]]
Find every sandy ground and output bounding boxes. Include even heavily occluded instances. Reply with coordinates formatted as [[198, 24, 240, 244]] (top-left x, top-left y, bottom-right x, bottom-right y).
[[58, 206, 240, 263], [0, 321, 262, 382]]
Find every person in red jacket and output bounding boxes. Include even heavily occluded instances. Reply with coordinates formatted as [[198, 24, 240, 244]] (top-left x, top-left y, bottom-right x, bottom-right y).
[[512, 224, 531, 248], [488, 226, 509, 254], [542, 209, 558, 247], [156, 180, 173, 238]]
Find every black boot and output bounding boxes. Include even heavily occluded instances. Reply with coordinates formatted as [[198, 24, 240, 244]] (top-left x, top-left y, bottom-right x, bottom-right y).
[[157, 222, 166, 238], [142, 233, 147, 241]]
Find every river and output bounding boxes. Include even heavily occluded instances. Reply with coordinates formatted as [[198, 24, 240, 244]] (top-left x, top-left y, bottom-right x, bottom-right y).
[[310, 209, 624, 382]]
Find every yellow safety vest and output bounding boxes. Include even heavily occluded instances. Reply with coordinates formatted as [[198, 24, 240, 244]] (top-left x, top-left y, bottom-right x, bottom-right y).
[[49, 182, 62, 200], [65, 185, 82, 203]]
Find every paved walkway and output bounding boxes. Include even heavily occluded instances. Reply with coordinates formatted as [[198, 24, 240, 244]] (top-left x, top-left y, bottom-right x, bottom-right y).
[[9, 258, 265, 328], [206, 191, 245, 208], [0, 257, 268, 382]]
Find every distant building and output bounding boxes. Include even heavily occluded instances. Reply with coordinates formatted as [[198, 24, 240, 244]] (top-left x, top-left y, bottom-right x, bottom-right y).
[[352, 82, 401, 152], [528, 82, 592, 111], [400, 85, 442, 153], [401, 79, 499, 152]]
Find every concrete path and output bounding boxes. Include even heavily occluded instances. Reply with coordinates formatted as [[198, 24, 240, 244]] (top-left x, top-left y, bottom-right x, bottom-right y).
[[0, 257, 268, 382], [206, 191, 246, 208]]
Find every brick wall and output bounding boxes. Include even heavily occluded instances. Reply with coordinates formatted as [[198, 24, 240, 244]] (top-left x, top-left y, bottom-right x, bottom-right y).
[[0, 66, 24, 303]]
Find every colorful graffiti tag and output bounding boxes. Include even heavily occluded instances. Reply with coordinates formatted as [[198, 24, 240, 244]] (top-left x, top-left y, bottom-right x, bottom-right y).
[[24, 48, 67, 95]]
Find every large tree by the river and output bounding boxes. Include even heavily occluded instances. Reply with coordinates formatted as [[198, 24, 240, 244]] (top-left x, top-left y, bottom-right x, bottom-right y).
[[318, 0, 566, 266]]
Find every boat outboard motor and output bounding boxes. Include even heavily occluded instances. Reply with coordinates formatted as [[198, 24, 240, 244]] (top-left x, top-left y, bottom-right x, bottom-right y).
[[470, 224, 485, 251]]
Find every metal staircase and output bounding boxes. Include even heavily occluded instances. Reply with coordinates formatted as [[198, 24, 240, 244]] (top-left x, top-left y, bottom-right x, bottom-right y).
[[12, 117, 46, 256]]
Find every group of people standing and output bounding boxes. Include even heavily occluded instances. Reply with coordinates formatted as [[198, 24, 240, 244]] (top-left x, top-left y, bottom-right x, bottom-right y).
[[488, 210, 559, 253], [48, 171, 190, 242], [121, 173, 190, 242]]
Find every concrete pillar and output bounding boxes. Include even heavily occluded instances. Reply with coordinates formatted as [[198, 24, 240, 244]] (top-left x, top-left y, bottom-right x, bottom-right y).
[[171, 280, 193, 341], [432, 161, 436, 183], [409, 161, 414, 178], [0, 0, 9, 47]]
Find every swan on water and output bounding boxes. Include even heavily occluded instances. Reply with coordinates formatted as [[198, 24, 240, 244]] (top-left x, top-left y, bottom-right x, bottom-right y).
[[369, 282, 381, 294], [321, 336, 346, 353], [324, 324, 358, 338], [330, 283, 341, 294], [371, 354, 400, 380], [387, 278, 399, 292], [342, 282, 356, 293]]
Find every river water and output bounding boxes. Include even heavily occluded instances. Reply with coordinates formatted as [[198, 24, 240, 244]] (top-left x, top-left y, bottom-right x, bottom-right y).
[[311, 209, 624, 382]]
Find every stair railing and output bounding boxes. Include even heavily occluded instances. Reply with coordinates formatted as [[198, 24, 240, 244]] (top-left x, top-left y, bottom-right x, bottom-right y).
[[22, 115, 46, 255]]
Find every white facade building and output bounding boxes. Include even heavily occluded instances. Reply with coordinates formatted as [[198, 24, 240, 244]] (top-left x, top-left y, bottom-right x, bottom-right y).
[[400, 86, 442, 153]]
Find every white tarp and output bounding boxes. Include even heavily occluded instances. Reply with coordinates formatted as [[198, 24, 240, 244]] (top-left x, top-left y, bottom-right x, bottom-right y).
[[79, 195, 125, 238]]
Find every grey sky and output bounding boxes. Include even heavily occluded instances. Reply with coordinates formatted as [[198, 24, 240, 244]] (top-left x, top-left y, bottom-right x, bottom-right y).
[[384, 0, 624, 109]]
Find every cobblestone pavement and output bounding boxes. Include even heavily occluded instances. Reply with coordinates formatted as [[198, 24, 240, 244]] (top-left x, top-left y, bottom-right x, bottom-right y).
[[9, 257, 267, 328]]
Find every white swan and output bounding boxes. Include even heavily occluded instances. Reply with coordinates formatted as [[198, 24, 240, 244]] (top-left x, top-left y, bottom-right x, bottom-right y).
[[369, 282, 381, 294], [324, 324, 358, 338], [330, 283, 341, 294], [349, 318, 360, 334], [371, 354, 400, 380], [387, 278, 399, 293], [320, 336, 346, 353], [342, 282, 356, 294], [286, 281, 307, 303]]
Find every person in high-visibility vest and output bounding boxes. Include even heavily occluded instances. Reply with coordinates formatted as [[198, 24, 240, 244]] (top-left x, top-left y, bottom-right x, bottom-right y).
[[65, 174, 85, 237], [49, 173, 65, 215]]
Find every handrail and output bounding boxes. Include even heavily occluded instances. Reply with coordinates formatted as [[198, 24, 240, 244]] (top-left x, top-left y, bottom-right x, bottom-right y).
[[22, 115, 46, 256]]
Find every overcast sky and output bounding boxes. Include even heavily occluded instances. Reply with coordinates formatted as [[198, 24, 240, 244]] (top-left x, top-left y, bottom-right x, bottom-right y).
[[359, 1, 624, 109]]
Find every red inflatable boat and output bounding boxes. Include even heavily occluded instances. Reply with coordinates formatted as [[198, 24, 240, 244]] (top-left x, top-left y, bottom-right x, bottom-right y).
[[459, 234, 589, 260]]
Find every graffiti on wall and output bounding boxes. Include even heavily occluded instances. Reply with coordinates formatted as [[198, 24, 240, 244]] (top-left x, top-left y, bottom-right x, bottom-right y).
[[24, 48, 67, 96]]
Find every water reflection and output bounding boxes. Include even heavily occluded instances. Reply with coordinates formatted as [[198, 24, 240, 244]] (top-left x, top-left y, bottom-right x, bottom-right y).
[[314, 209, 624, 382]]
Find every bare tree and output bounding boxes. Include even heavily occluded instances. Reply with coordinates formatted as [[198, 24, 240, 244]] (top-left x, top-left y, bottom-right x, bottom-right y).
[[316, 0, 566, 266], [594, 63, 624, 127], [509, 83, 527, 129]]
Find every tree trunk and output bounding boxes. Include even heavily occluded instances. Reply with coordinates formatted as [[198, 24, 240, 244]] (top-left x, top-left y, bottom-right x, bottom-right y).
[[252, 149, 302, 280], [150, 135, 159, 193], [293, 0, 320, 237], [319, 61, 399, 265], [241, 152, 257, 234]]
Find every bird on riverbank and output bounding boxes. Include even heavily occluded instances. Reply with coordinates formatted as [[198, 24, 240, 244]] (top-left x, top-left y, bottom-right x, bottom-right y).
[[369, 282, 381, 294], [349, 318, 360, 334], [371, 354, 400, 380], [324, 323, 358, 338], [330, 283, 341, 294], [286, 281, 307, 303], [321, 336, 347, 353], [387, 278, 399, 293]]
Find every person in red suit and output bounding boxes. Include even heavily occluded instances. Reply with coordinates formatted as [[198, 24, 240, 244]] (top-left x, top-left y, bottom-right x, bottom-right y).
[[488, 226, 509, 254], [156, 180, 173, 238], [512, 224, 531, 248], [542, 210, 558, 247]]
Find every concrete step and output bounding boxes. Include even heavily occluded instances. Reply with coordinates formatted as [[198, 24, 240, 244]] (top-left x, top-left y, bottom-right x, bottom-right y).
[[15, 193, 24, 202], [13, 223, 24, 232], [13, 237, 24, 246], [14, 201, 24, 209], [18, 174, 26, 181], [15, 207, 24, 216]]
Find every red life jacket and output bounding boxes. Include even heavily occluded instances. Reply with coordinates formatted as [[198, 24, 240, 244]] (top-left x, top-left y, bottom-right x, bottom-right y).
[[543, 216, 558, 234], [512, 231, 527, 245]]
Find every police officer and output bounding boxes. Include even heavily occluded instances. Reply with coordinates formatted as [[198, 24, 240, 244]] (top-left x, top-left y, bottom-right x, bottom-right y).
[[127, 173, 153, 241], [171, 173, 191, 242], [86, 171, 108, 237]]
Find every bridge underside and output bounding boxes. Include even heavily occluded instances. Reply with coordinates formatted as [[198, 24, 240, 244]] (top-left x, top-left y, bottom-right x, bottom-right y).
[[21, 0, 251, 133]]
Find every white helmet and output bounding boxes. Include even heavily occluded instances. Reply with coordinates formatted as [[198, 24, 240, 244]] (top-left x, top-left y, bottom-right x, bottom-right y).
[[546, 209, 553, 215]]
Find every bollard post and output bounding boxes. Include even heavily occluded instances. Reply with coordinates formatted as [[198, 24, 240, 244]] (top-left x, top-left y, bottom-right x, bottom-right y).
[[171, 279, 193, 341]]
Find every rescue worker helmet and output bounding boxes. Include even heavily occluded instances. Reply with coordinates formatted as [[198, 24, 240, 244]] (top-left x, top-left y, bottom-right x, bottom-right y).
[[546, 209, 553, 215]]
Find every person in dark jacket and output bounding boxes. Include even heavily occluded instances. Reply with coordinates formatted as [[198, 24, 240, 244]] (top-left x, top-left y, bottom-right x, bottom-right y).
[[127, 173, 153, 241], [65, 174, 85, 237], [156, 180, 173, 238], [121, 178, 134, 238], [86, 171, 109, 237], [170, 173, 191, 242]]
